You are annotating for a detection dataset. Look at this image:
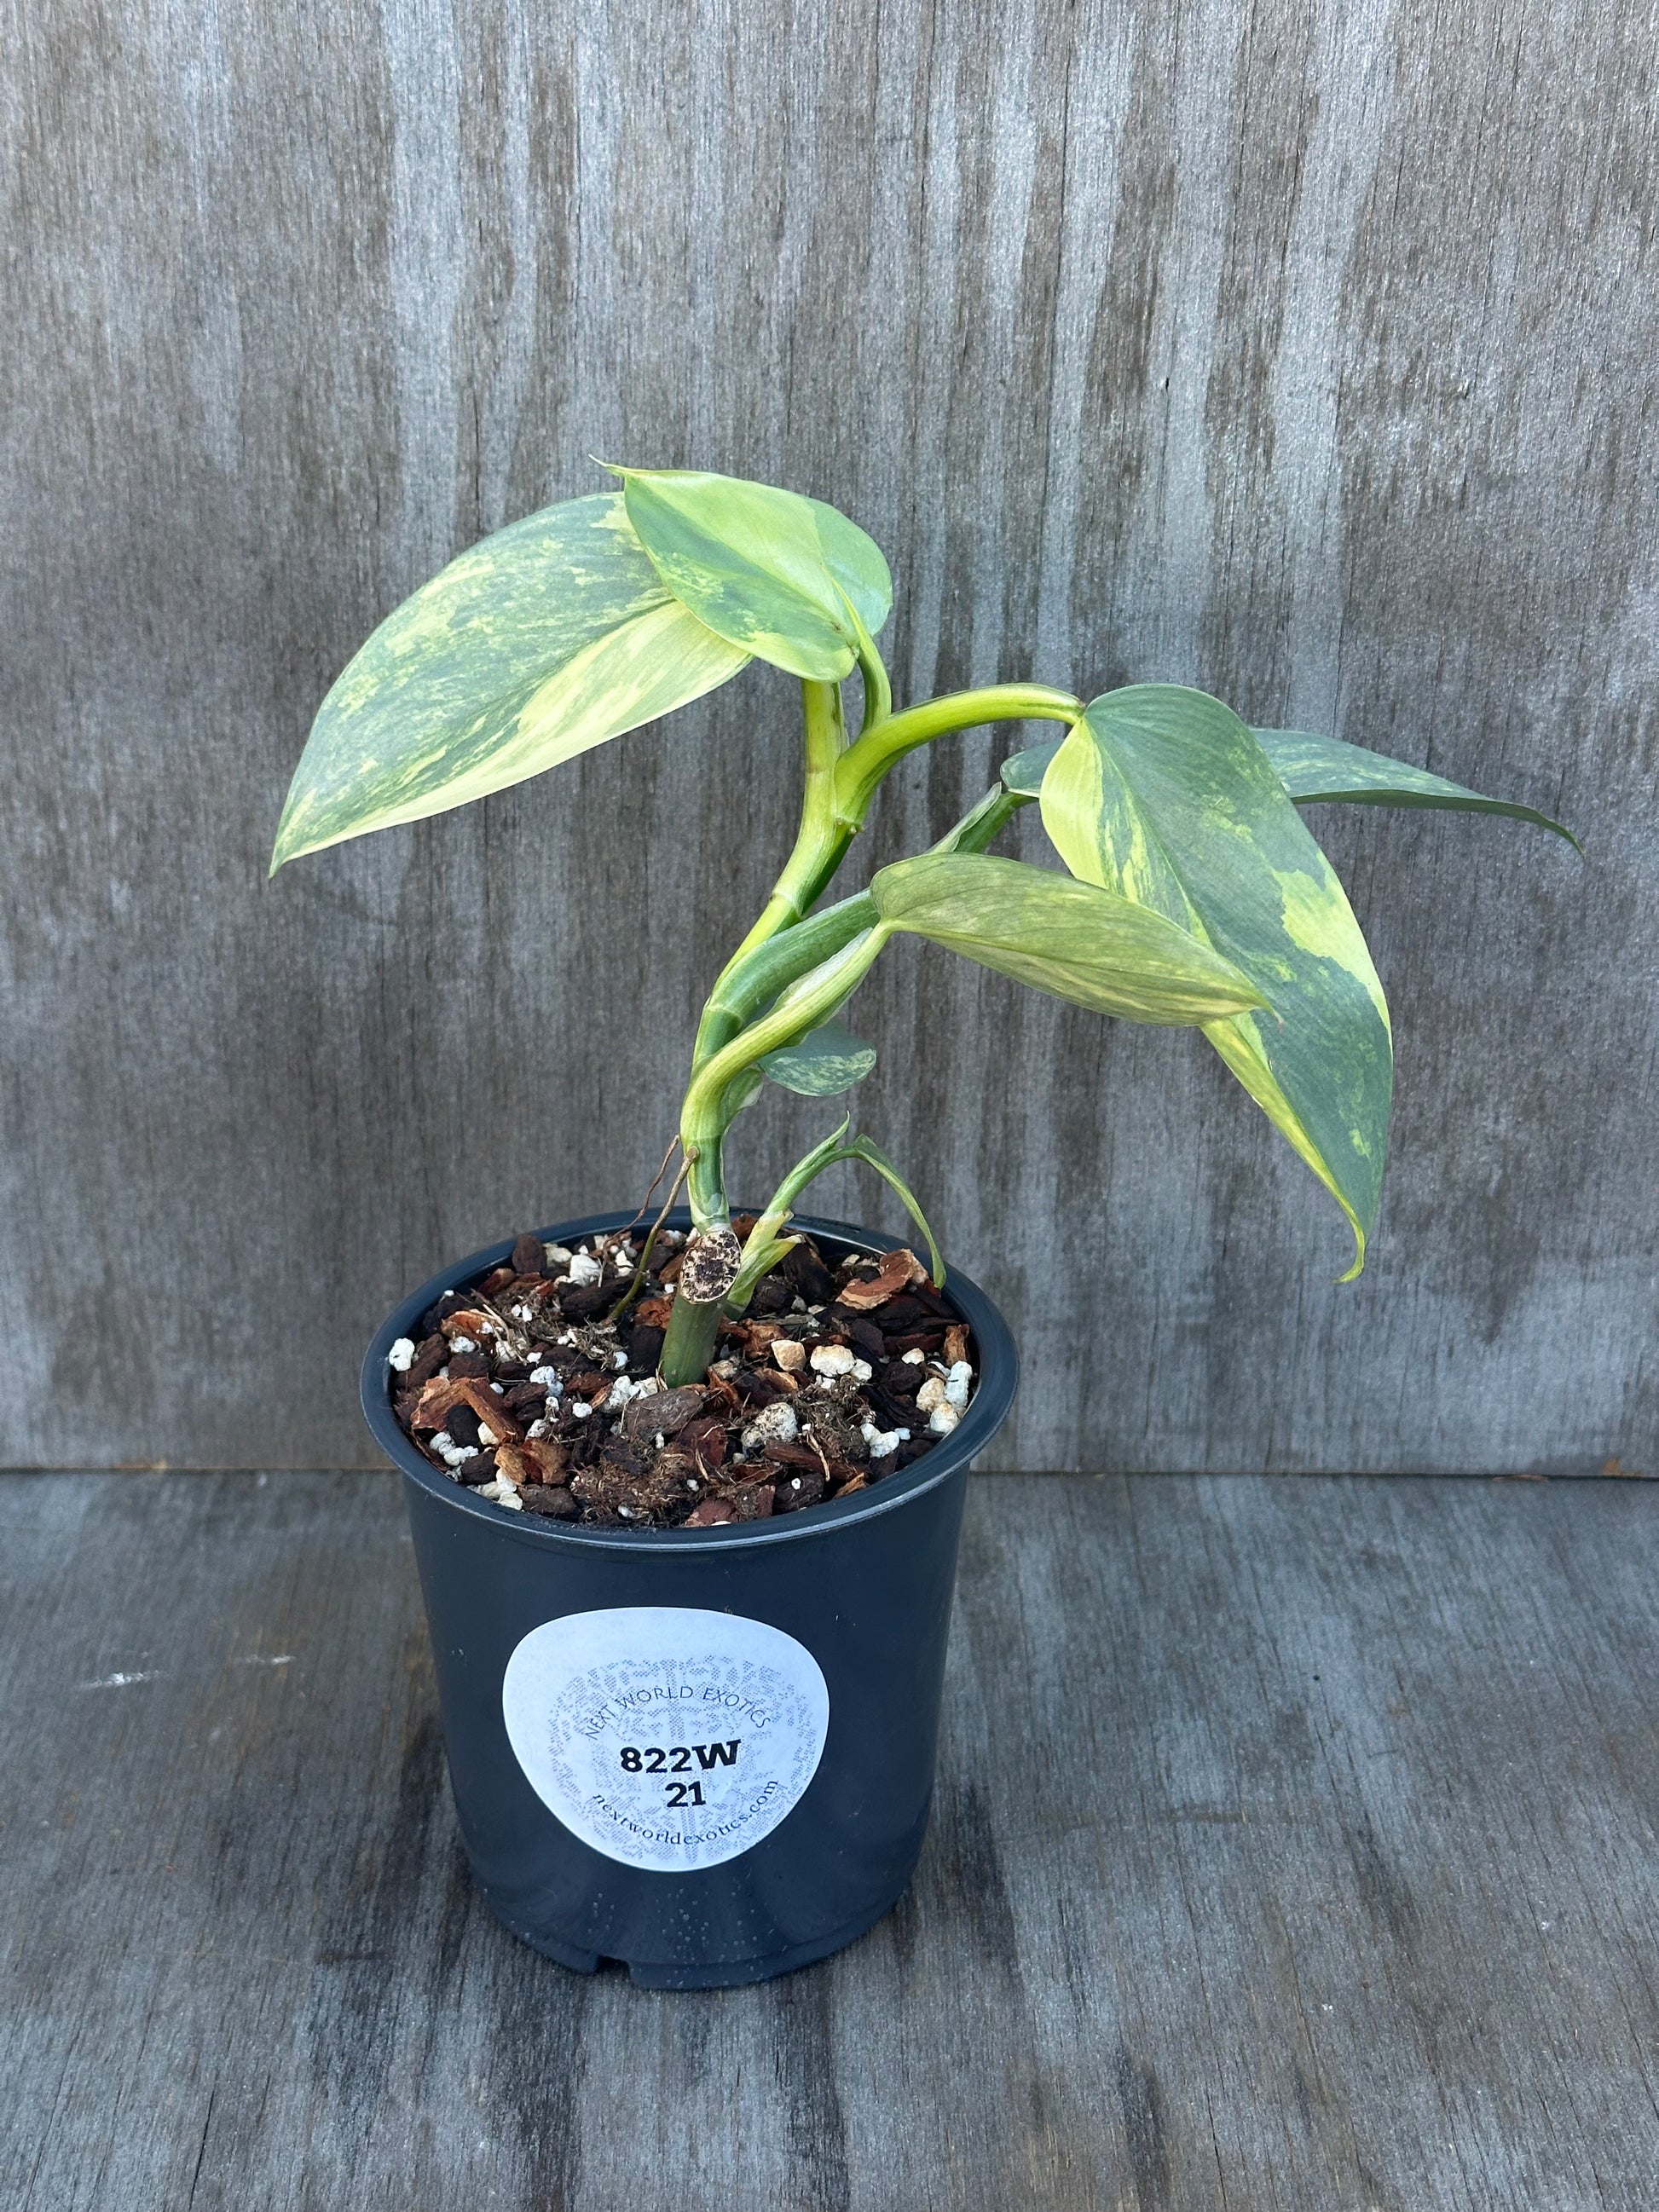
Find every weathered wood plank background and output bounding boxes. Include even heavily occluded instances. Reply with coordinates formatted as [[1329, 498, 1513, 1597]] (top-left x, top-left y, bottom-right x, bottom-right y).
[[7, 1470, 1659, 2208], [3, 0, 1654, 1471]]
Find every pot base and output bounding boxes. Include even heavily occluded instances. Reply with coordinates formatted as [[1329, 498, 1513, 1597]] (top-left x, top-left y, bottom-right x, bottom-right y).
[[480, 1868, 915, 1989]]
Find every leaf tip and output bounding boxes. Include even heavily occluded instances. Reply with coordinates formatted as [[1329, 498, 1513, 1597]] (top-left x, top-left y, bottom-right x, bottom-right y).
[[1335, 1225, 1367, 1284]]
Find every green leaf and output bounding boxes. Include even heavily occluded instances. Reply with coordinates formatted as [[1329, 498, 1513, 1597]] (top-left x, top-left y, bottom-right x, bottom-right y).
[[1041, 685, 1391, 1277], [999, 736, 1064, 799], [271, 494, 749, 870], [760, 1018, 877, 1096], [608, 465, 891, 682], [868, 852, 1269, 1025], [1253, 729, 1578, 845]]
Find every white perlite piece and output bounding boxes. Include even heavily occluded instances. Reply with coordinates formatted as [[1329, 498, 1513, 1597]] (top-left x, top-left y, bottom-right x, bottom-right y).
[[477, 1478, 523, 1510], [861, 1423, 910, 1458], [810, 1343, 856, 1378], [477, 1424, 499, 1447], [529, 1366, 562, 1395], [544, 1243, 572, 1268], [901, 1348, 925, 1366], [851, 1358, 873, 1383], [449, 1336, 477, 1354], [944, 1360, 974, 1411], [387, 1337, 415, 1372], [915, 1375, 966, 1433], [571, 1401, 592, 1419], [771, 1338, 806, 1372], [565, 1251, 602, 1286], [741, 1401, 799, 1453], [604, 1375, 641, 1411]]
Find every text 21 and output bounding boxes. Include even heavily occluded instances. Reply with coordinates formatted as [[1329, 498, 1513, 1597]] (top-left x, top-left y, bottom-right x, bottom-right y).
[[621, 1740, 740, 1806]]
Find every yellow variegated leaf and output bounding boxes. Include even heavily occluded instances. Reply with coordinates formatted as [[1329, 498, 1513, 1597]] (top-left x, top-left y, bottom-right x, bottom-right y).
[[1041, 687, 1391, 1275], [869, 852, 1268, 1025], [609, 465, 892, 682], [271, 493, 749, 870], [1007, 725, 1576, 848]]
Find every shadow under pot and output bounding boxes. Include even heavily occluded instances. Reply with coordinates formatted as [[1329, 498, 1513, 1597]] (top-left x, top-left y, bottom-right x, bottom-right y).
[[361, 1208, 1018, 1989]]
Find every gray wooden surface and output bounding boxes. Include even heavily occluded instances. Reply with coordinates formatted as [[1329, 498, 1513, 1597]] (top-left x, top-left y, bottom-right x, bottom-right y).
[[5, 1469, 1658, 2209], [3, 1, 1655, 1474]]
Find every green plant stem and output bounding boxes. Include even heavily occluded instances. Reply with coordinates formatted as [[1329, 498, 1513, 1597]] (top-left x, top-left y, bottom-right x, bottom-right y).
[[693, 684, 1077, 1075], [852, 613, 892, 732], [714, 679, 847, 978], [666, 687, 1078, 1386], [681, 925, 892, 1224], [696, 891, 878, 1063], [659, 1271, 725, 1384], [724, 1118, 855, 1311], [933, 783, 1024, 856], [833, 684, 1081, 825]]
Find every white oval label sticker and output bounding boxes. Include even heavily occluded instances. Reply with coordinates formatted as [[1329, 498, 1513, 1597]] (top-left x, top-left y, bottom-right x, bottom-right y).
[[501, 1607, 830, 1872]]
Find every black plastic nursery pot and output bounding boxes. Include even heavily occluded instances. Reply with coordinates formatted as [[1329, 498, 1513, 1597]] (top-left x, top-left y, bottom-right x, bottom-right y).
[[361, 1208, 1018, 1990]]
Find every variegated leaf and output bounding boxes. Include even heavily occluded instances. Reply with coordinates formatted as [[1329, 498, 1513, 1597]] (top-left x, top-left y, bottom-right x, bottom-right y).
[[999, 736, 1065, 799], [1006, 725, 1575, 850], [868, 852, 1267, 1025], [610, 465, 892, 682], [1252, 729, 1577, 842], [271, 493, 749, 870], [760, 1018, 877, 1096], [1040, 685, 1390, 1277]]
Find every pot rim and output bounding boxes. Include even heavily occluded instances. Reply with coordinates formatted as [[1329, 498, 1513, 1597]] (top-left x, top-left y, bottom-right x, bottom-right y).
[[361, 1207, 1018, 1554]]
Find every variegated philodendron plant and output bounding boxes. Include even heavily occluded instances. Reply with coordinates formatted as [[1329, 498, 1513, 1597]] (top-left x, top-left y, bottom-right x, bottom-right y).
[[272, 466, 1572, 1386]]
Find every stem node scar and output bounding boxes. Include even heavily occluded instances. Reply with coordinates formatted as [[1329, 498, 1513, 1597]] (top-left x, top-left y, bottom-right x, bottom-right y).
[[678, 1227, 742, 1306]]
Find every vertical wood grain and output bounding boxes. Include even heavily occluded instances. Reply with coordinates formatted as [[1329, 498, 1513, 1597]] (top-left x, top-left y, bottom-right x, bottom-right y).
[[1, 0, 1653, 1470]]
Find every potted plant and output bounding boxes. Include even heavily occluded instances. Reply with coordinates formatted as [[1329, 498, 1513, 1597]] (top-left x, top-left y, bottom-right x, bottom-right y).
[[272, 465, 1569, 1986]]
